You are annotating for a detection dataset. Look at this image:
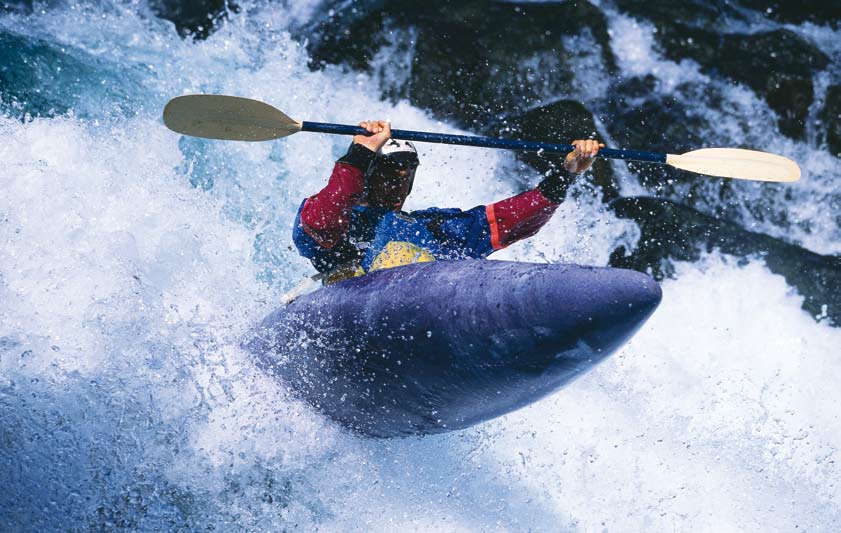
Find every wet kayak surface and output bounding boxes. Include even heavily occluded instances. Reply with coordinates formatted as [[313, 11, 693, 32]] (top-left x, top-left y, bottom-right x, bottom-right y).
[[248, 260, 661, 437]]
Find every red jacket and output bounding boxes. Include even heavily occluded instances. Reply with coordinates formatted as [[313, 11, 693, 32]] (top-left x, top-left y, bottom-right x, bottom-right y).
[[294, 146, 567, 273]]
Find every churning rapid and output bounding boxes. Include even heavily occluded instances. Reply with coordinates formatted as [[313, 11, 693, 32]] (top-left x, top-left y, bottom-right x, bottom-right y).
[[1, 0, 840, 530]]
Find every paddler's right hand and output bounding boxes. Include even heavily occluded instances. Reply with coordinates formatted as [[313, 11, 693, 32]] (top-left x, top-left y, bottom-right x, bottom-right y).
[[353, 120, 391, 152]]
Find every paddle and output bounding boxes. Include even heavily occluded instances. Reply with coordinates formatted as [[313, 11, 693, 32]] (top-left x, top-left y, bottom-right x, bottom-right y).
[[163, 94, 801, 183]]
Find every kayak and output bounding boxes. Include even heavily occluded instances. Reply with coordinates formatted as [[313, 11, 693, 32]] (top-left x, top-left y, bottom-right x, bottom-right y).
[[247, 259, 661, 438]]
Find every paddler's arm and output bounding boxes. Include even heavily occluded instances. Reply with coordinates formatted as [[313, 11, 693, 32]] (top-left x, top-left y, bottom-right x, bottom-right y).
[[296, 120, 391, 249], [485, 139, 602, 251]]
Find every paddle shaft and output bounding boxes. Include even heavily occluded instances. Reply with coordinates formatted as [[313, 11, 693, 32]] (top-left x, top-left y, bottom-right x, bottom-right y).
[[301, 121, 667, 164], [163, 95, 800, 181]]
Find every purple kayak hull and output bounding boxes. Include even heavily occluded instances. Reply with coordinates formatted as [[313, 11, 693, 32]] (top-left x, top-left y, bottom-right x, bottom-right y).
[[247, 260, 661, 437]]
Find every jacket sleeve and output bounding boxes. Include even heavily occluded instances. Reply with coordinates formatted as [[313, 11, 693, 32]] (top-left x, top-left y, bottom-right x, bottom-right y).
[[298, 144, 375, 249], [294, 201, 363, 273], [410, 185, 560, 259], [484, 187, 560, 251]]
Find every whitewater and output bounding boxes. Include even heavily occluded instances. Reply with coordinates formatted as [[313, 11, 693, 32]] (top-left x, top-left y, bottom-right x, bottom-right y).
[[1, 1, 839, 530]]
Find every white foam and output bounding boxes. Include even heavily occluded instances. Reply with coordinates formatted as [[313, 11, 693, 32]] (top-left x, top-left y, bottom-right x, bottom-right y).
[[605, 11, 841, 254]]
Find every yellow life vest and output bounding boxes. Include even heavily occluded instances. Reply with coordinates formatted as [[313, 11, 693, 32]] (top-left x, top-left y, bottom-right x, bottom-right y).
[[321, 240, 436, 285]]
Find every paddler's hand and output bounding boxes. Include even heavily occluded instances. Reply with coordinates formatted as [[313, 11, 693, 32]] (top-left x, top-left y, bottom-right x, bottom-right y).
[[564, 139, 604, 174], [354, 120, 391, 153]]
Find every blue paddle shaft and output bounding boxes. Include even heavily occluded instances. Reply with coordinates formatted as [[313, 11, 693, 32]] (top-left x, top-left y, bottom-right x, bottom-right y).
[[301, 121, 666, 164]]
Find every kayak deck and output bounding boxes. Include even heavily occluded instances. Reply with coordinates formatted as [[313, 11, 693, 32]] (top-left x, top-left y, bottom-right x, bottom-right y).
[[247, 260, 661, 437]]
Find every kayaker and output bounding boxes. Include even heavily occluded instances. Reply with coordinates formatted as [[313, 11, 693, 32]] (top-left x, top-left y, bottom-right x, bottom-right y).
[[293, 120, 602, 282]]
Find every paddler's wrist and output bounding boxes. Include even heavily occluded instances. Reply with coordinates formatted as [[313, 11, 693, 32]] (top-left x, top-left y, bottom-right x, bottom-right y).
[[338, 142, 377, 170], [537, 168, 576, 204]]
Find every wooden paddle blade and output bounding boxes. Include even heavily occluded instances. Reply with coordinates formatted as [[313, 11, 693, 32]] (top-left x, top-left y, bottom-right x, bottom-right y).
[[163, 95, 302, 141], [666, 148, 800, 182]]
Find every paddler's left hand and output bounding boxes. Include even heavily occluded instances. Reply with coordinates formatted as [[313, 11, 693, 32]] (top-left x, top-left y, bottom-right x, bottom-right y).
[[564, 139, 604, 174]]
